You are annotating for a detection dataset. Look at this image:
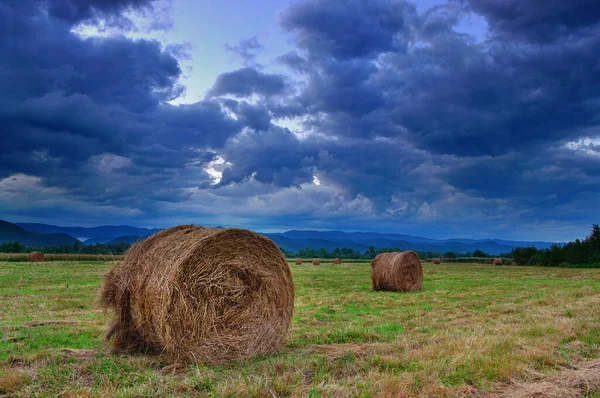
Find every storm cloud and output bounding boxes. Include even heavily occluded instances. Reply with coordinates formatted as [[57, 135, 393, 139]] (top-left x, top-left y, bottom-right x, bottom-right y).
[[1, 0, 599, 240]]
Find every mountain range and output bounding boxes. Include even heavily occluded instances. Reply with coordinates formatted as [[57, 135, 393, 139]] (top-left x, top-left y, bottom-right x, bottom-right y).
[[0, 220, 558, 255], [0, 220, 79, 247], [263, 230, 556, 255]]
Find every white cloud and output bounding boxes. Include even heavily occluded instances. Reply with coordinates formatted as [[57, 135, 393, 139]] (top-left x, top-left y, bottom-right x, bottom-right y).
[[203, 156, 232, 185], [565, 137, 600, 156]]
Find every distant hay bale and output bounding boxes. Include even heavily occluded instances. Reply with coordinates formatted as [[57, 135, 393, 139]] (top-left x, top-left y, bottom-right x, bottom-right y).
[[295, 258, 303, 265], [312, 258, 320, 265], [371, 251, 423, 292], [27, 252, 45, 262], [432, 258, 441, 264], [99, 225, 294, 364], [333, 258, 342, 264], [493, 258, 503, 266]]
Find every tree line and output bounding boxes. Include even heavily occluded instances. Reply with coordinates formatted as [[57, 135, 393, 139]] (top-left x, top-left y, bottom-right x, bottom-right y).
[[511, 224, 600, 267], [0, 241, 130, 255], [1, 240, 489, 260], [279, 246, 499, 260]]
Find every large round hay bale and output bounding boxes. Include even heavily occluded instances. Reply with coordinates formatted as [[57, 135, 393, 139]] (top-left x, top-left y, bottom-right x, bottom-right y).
[[295, 258, 303, 265], [312, 258, 320, 265], [27, 252, 45, 262], [371, 251, 423, 292], [493, 258, 503, 266], [333, 258, 342, 264], [99, 225, 294, 364], [432, 258, 441, 264]]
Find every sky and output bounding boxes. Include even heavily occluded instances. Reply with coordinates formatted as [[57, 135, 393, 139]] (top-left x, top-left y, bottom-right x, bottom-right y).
[[0, 0, 599, 241]]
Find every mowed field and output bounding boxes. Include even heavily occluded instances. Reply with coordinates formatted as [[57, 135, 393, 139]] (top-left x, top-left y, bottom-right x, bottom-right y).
[[1, 261, 599, 397]]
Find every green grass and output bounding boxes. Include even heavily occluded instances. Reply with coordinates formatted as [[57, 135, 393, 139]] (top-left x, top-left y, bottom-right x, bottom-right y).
[[1, 261, 599, 396]]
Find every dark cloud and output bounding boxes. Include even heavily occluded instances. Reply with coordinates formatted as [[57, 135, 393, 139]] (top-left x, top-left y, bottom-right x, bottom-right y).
[[277, 0, 600, 157], [279, 0, 416, 60], [0, 0, 243, 206], [208, 67, 287, 98], [45, 0, 160, 29], [221, 100, 272, 132], [213, 0, 600, 237], [1, 0, 600, 240], [465, 0, 600, 42], [383, 33, 600, 156], [277, 51, 309, 73]]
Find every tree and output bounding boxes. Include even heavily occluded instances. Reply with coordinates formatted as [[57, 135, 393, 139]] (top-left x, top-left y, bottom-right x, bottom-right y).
[[443, 251, 457, 259], [511, 247, 539, 265], [472, 250, 487, 258], [586, 224, 600, 251], [365, 246, 376, 259]]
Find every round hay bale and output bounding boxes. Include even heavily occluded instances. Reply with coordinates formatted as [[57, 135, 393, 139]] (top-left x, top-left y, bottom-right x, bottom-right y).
[[432, 258, 441, 264], [27, 252, 45, 262], [295, 258, 303, 265], [333, 258, 342, 264], [312, 258, 320, 265], [493, 258, 503, 266], [371, 251, 423, 292], [99, 225, 294, 364]]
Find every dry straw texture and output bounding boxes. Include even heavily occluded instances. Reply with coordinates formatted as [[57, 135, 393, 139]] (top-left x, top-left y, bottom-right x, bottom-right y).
[[493, 258, 503, 266], [99, 225, 294, 364], [432, 258, 441, 264], [496, 360, 600, 398], [295, 258, 303, 265], [333, 258, 342, 264], [27, 252, 45, 262], [312, 258, 321, 265], [371, 251, 423, 292]]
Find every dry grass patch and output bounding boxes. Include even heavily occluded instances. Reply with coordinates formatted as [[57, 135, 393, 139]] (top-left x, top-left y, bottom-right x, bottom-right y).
[[494, 360, 600, 397], [0, 370, 30, 394]]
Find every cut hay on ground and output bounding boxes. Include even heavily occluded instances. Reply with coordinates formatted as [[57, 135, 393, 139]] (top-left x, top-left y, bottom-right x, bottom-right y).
[[333, 258, 342, 264], [295, 258, 303, 265], [99, 225, 295, 364], [27, 252, 45, 262], [371, 251, 423, 292], [432, 258, 441, 264], [494, 360, 600, 398], [312, 258, 321, 265], [493, 258, 503, 266]]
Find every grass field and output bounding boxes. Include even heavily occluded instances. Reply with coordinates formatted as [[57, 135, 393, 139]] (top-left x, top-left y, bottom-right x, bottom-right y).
[[1, 261, 599, 397]]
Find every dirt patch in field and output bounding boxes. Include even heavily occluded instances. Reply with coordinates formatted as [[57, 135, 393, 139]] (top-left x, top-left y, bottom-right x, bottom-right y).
[[492, 360, 600, 398], [20, 320, 81, 328]]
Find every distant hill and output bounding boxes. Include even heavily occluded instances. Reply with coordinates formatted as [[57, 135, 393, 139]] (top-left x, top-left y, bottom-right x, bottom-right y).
[[266, 230, 557, 255], [0, 220, 79, 247], [5, 221, 558, 254], [105, 235, 145, 245], [17, 223, 161, 243]]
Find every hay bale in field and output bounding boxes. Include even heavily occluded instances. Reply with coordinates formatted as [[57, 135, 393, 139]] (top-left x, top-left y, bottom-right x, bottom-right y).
[[295, 258, 303, 265], [432, 258, 441, 264], [371, 251, 423, 292], [27, 252, 45, 262], [312, 258, 320, 265], [333, 258, 342, 264], [99, 225, 294, 364], [493, 258, 503, 266]]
